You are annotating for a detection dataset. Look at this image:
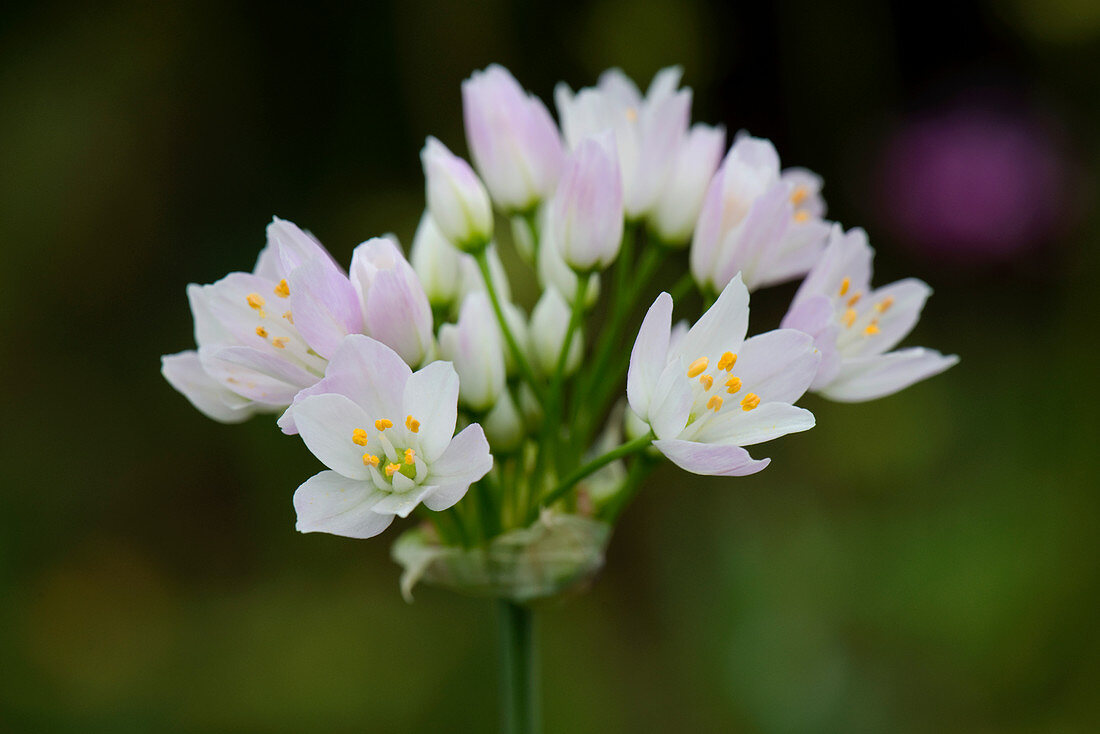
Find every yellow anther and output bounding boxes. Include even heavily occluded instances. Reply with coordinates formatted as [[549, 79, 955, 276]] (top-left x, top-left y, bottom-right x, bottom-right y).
[[406, 415, 420, 433], [864, 320, 880, 336], [740, 393, 760, 411], [706, 395, 723, 412], [725, 376, 742, 393], [839, 277, 850, 296], [274, 279, 290, 298], [352, 428, 369, 446], [876, 296, 895, 313], [625, 107, 638, 122], [687, 357, 709, 378], [790, 185, 809, 206], [362, 453, 379, 467], [246, 293, 266, 310], [384, 462, 400, 478], [794, 210, 811, 223], [282, 310, 294, 324], [272, 337, 289, 349], [844, 309, 857, 327], [404, 448, 416, 465], [717, 351, 737, 371], [255, 326, 268, 338], [847, 292, 863, 307], [699, 374, 714, 391], [375, 418, 393, 431]]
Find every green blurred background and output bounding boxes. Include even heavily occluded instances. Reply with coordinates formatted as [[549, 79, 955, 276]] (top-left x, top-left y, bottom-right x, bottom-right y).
[[2, 1, 1099, 731]]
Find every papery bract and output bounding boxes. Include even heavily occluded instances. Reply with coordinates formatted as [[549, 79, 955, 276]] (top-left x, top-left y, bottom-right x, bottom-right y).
[[627, 274, 819, 476], [781, 225, 958, 401]]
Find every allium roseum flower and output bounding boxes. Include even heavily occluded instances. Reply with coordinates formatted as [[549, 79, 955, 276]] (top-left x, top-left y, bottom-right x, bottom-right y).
[[781, 226, 958, 401], [292, 335, 492, 538], [420, 136, 494, 252], [691, 134, 830, 294], [463, 64, 564, 214], [650, 122, 726, 246], [627, 275, 819, 476], [556, 67, 690, 219], [349, 236, 434, 367], [162, 218, 354, 421], [438, 292, 507, 413], [549, 132, 624, 272]]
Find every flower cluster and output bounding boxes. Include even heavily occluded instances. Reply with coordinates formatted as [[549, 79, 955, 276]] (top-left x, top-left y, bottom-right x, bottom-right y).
[[163, 64, 956, 594]]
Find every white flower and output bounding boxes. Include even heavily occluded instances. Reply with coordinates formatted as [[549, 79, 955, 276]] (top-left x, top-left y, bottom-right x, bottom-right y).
[[420, 136, 494, 252], [438, 292, 507, 413], [690, 134, 830, 293], [627, 274, 820, 476], [292, 335, 493, 539], [549, 132, 624, 272], [530, 288, 583, 377], [650, 123, 726, 246], [462, 64, 564, 213], [349, 236, 434, 367], [781, 225, 959, 401]]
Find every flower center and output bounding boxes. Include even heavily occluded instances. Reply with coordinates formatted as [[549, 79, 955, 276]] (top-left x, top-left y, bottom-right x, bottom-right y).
[[352, 417, 421, 486]]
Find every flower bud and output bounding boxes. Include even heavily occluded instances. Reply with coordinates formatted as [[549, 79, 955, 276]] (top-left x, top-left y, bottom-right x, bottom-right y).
[[437, 292, 506, 412], [650, 123, 726, 246], [350, 236, 435, 367], [530, 288, 583, 377], [549, 133, 624, 272], [410, 212, 464, 309], [482, 390, 526, 453], [463, 64, 564, 214], [537, 206, 600, 307], [420, 136, 494, 252]]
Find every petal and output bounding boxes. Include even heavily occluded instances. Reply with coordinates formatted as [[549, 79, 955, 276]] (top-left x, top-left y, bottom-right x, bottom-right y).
[[733, 329, 820, 404], [819, 347, 959, 402], [372, 484, 435, 518], [161, 351, 259, 423], [421, 482, 471, 512], [268, 217, 336, 275], [319, 334, 411, 419], [293, 470, 393, 539], [198, 345, 316, 406], [781, 295, 842, 390], [365, 269, 433, 366], [676, 273, 749, 363], [627, 291, 673, 417], [288, 260, 363, 359], [293, 393, 375, 480], [855, 278, 933, 356], [404, 360, 460, 461], [648, 359, 693, 440], [429, 424, 493, 488], [698, 402, 816, 446], [652, 438, 771, 476]]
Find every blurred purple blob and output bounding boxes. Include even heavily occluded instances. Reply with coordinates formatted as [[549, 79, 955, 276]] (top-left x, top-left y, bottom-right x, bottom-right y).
[[879, 104, 1074, 262]]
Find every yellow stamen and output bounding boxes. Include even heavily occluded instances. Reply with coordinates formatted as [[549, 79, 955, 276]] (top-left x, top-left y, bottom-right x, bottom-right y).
[[274, 279, 290, 298], [794, 210, 810, 223], [282, 310, 294, 324], [404, 449, 416, 465], [717, 351, 737, 371], [844, 309, 857, 327], [255, 326, 268, 338], [876, 296, 895, 313], [699, 374, 713, 391], [362, 453, 379, 467], [272, 337, 289, 349], [790, 185, 809, 206], [625, 107, 638, 122], [725, 376, 742, 393], [375, 418, 393, 431], [864, 320, 880, 336], [740, 393, 760, 411], [847, 292, 863, 307], [839, 277, 850, 296], [687, 357, 709, 378], [706, 395, 723, 412], [352, 428, 369, 446], [246, 293, 266, 309], [406, 415, 420, 433], [384, 463, 400, 478]]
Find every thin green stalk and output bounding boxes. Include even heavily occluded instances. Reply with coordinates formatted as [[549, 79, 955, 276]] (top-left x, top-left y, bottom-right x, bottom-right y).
[[602, 454, 655, 522], [475, 251, 546, 405], [498, 600, 540, 734], [534, 431, 654, 518]]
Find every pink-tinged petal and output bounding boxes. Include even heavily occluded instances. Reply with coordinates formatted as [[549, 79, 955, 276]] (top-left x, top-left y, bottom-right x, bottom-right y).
[[698, 402, 816, 447], [421, 482, 471, 512], [403, 360, 460, 462], [733, 329, 820, 404], [293, 393, 374, 480], [752, 217, 830, 290], [319, 334, 411, 420], [287, 260, 363, 359], [293, 471, 393, 538], [820, 347, 959, 402], [268, 217, 335, 275], [676, 273, 749, 363], [200, 272, 285, 346], [689, 174, 726, 282], [372, 485, 435, 518], [365, 269, 433, 366], [161, 351, 260, 423], [781, 295, 842, 389], [186, 283, 232, 346], [854, 278, 933, 356], [429, 424, 493, 488], [717, 185, 793, 290], [627, 291, 673, 417], [792, 225, 873, 308], [198, 345, 315, 406], [649, 360, 693, 440], [652, 438, 771, 476]]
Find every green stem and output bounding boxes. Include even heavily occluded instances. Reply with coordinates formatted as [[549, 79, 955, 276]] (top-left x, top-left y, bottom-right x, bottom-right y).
[[535, 431, 654, 518], [475, 251, 546, 405], [602, 454, 655, 522], [498, 600, 540, 734]]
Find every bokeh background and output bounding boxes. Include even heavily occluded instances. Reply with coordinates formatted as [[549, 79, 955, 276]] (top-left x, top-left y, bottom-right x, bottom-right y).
[[2, 0, 1099, 731]]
